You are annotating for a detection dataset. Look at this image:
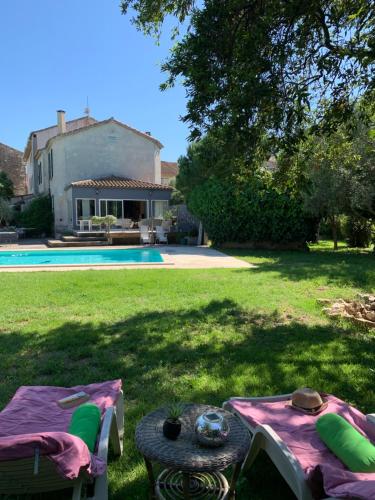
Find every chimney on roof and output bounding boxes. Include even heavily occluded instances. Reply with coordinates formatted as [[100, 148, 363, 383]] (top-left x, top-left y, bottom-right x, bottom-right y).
[[145, 131, 151, 136], [57, 110, 66, 134]]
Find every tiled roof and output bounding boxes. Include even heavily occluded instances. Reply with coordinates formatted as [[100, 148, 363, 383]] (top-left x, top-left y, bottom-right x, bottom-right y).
[[0, 143, 26, 196], [161, 161, 179, 178], [71, 176, 172, 190]]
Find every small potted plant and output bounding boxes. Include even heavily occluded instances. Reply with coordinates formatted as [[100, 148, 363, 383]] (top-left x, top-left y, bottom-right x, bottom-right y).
[[163, 403, 184, 440]]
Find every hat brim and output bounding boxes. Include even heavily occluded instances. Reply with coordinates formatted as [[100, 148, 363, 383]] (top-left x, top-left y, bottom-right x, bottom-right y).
[[285, 399, 328, 416]]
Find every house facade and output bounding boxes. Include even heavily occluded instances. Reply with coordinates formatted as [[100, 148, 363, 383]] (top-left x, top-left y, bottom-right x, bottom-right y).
[[24, 111, 172, 233]]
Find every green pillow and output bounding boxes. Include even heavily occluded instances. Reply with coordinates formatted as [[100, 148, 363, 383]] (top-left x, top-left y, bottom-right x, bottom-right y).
[[316, 413, 375, 473], [68, 403, 101, 452]]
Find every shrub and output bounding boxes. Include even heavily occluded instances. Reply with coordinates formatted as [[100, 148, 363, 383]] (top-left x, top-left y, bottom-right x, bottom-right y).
[[0, 172, 14, 199], [0, 198, 14, 226], [319, 215, 347, 241], [92, 215, 117, 239], [344, 216, 374, 248], [18, 195, 54, 236], [188, 177, 313, 246]]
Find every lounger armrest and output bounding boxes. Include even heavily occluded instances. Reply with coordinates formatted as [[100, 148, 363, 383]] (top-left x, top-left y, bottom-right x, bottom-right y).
[[248, 424, 313, 500], [253, 424, 307, 480], [91, 399, 124, 500], [366, 414, 375, 427], [96, 391, 124, 462], [97, 407, 116, 463]]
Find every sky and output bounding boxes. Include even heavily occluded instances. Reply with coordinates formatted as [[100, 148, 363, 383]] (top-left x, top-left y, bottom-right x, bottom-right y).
[[0, 0, 189, 161]]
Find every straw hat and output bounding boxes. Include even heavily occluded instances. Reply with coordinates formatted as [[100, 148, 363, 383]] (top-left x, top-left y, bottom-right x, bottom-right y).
[[286, 388, 328, 415]]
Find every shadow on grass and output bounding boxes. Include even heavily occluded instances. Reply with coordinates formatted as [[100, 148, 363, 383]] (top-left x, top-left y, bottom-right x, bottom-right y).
[[227, 249, 375, 290], [0, 299, 374, 499]]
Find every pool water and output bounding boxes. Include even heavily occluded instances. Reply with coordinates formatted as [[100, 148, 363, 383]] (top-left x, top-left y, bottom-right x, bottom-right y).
[[0, 248, 164, 266]]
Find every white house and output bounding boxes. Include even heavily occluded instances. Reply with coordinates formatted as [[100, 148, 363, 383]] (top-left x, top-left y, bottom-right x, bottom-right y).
[[24, 111, 172, 233]]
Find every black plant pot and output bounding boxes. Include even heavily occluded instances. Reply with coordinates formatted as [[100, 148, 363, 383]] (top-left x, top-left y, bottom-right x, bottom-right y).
[[163, 418, 181, 440]]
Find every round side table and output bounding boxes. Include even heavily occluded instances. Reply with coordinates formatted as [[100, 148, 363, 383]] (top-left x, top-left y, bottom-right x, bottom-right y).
[[135, 404, 250, 499]]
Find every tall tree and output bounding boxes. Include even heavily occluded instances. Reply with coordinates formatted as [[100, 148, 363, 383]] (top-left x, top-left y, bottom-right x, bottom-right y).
[[277, 103, 375, 249], [122, 0, 375, 157], [0, 198, 13, 226], [0, 172, 14, 199]]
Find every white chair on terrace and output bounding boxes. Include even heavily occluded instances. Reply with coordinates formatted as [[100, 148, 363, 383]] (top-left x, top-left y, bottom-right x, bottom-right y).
[[140, 225, 151, 244], [120, 218, 133, 230], [155, 226, 168, 244], [79, 219, 92, 232]]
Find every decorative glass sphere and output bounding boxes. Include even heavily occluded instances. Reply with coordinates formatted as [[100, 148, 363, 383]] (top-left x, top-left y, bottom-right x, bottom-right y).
[[195, 411, 229, 447]]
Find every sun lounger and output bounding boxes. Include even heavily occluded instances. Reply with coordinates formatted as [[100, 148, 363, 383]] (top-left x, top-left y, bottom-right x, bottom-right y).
[[0, 380, 124, 499], [223, 394, 375, 500]]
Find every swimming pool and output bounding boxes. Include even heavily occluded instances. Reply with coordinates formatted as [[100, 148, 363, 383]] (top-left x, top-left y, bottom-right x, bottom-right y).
[[0, 248, 164, 266]]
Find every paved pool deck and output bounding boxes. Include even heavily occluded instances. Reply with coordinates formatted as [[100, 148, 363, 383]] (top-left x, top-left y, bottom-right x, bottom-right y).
[[0, 242, 253, 271]]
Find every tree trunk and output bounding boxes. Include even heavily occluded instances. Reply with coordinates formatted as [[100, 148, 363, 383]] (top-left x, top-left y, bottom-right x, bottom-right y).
[[330, 216, 338, 250], [198, 222, 203, 246]]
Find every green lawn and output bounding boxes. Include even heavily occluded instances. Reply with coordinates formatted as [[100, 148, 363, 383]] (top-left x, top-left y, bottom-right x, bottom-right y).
[[0, 242, 374, 499]]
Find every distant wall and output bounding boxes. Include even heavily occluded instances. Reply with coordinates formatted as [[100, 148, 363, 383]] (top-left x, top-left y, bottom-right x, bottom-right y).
[[0, 143, 26, 196]]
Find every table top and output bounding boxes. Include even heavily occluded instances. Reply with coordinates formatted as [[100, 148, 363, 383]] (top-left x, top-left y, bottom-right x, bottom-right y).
[[135, 403, 250, 472]]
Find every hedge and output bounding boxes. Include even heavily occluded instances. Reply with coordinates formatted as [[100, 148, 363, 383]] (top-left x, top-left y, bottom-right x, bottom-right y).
[[188, 177, 314, 246], [18, 195, 54, 237]]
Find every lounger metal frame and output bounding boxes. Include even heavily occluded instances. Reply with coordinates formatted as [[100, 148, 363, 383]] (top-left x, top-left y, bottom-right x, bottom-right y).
[[223, 394, 374, 500], [0, 390, 124, 500]]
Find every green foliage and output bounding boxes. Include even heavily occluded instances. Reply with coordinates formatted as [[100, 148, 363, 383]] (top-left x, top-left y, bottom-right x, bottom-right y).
[[319, 216, 347, 241], [0, 198, 13, 226], [302, 137, 351, 220], [345, 217, 374, 248], [120, 0, 194, 35], [18, 196, 53, 236], [188, 176, 311, 245], [163, 209, 174, 221], [176, 130, 268, 199], [92, 215, 117, 237], [168, 179, 185, 205], [0, 172, 14, 199], [176, 134, 229, 196], [92, 215, 117, 227], [122, 0, 374, 155], [277, 101, 375, 249], [166, 402, 184, 421]]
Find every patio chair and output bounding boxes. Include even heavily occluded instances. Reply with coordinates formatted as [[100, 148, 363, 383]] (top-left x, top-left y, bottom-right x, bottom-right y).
[[223, 393, 375, 500], [79, 219, 92, 232], [0, 380, 124, 500], [140, 225, 151, 244], [120, 218, 133, 230], [155, 226, 168, 244]]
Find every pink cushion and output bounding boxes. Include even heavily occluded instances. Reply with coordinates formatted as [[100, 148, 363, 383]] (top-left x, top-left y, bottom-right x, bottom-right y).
[[229, 395, 375, 499], [0, 380, 122, 479]]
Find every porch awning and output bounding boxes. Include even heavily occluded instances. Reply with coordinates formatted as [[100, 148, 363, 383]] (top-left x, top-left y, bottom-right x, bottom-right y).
[[70, 176, 172, 191]]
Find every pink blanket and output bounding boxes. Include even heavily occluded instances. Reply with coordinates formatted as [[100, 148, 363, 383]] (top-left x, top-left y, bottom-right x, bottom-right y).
[[230, 395, 375, 499], [0, 379, 122, 480]]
